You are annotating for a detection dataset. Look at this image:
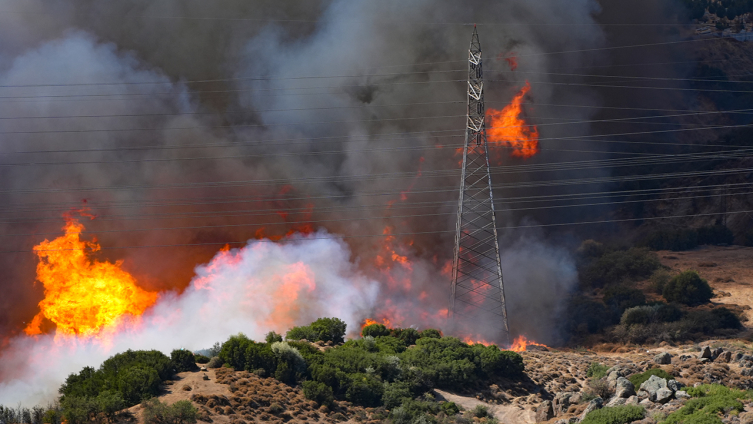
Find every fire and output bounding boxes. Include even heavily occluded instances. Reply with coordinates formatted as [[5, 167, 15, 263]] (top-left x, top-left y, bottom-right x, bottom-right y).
[[24, 216, 158, 337], [361, 317, 393, 331], [510, 335, 548, 352], [486, 81, 539, 159]]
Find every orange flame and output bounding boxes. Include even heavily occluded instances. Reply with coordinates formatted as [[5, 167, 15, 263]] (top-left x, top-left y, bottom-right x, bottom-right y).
[[24, 217, 158, 337], [510, 335, 548, 352], [486, 81, 539, 159], [361, 317, 394, 331]]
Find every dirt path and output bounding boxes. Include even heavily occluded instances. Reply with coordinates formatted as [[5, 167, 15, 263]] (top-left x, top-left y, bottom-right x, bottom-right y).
[[433, 389, 535, 424]]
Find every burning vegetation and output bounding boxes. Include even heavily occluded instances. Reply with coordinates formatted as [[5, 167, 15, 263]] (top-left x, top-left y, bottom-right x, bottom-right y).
[[486, 82, 539, 159], [24, 215, 157, 337]]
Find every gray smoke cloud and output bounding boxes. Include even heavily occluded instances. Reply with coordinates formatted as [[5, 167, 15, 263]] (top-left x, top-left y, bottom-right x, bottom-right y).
[[0, 0, 635, 403]]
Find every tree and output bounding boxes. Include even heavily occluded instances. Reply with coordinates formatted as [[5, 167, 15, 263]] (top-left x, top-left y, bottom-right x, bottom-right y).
[[171, 349, 198, 373], [362, 323, 391, 338], [302, 380, 334, 407], [311, 317, 347, 344], [265, 331, 283, 344], [142, 399, 198, 424], [663, 271, 713, 305]]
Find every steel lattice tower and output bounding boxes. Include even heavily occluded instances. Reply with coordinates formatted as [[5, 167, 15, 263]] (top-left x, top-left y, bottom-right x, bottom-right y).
[[450, 27, 510, 344]]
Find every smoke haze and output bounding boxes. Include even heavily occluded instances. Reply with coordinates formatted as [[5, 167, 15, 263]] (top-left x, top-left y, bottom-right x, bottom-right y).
[[0, 0, 691, 406]]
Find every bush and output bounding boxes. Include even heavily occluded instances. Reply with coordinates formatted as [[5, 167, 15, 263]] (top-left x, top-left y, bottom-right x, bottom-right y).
[[642, 228, 698, 251], [362, 324, 391, 338], [382, 381, 413, 409], [389, 400, 440, 424], [345, 374, 384, 407], [663, 271, 713, 305], [578, 239, 606, 259], [302, 380, 334, 407], [420, 329, 442, 339], [586, 362, 610, 379], [391, 328, 421, 346], [684, 307, 742, 333], [171, 349, 198, 373], [311, 317, 347, 344], [265, 331, 283, 344], [440, 401, 460, 416], [697, 225, 734, 245], [471, 405, 490, 418], [564, 297, 615, 335], [587, 378, 613, 400], [194, 355, 210, 364], [603, 286, 646, 313], [206, 357, 222, 368], [142, 399, 198, 424], [219, 334, 277, 375], [581, 405, 645, 424], [628, 368, 673, 388], [60, 350, 173, 407], [620, 306, 655, 326], [286, 325, 319, 341], [650, 269, 672, 294], [580, 248, 660, 288], [664, 384, 751, 424]]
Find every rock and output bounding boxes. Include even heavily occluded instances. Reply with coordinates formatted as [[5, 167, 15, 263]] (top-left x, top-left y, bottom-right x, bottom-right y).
[[626, 396, 640, 405], [735, 352, 744, 361], [615, 377, 636, 398], [742, 368, 753, 377], [200, 366, 207, 371], [536, 400, 555, 422], [639, 375, 669, 402], [675, 391, 691, 399], [202, 374, 209, 380], [553, 392, 574, 415], [580, 398, 603, 421], [655, 387, 674, 404], [700, 346, 712, 359], [654, 352, 672, 365], [719, 351, 732, 363], [713, 347, 724, 359], [639, 398, 654, 408], [667, 379, 684, 392], [739, 411, 753, 424], [606, 397, 627, 407], [679, 355, 692, 361]]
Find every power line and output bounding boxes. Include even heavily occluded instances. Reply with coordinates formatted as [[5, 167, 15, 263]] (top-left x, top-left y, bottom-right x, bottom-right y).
[[8, 207, 753, 254]]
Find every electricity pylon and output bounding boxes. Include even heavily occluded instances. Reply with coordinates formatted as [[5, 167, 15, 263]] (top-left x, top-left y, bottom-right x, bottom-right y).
[[449, 26, 510, 344]]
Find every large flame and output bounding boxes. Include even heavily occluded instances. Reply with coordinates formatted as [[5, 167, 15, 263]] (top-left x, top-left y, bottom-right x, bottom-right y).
[[510, 335, 548, 352], [486, 81, 539, 159], [24, 216, 158, 337]]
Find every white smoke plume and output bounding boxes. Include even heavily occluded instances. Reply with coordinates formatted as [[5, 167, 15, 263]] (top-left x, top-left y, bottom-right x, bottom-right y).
[[0, 232, 379, 406]]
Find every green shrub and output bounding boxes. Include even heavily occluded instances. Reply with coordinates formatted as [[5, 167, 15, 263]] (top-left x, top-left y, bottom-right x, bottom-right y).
[[194, 355, 210, 364], [580, 248, 660, 288], [171, 349, 198, 373], [628, 368, 673, 388], [578, 239, 606, 259], [603, 286, 646, 313], [663, 271, 713, 305], [440, 401, 460, 416], [363, 324, 391, 338], [564, 297, 615, 335], [664, 384, 752, 424], [697, 225, 734, 246], [265, 331, 283, 344], [586, 362, 610, 379], [420, 329, 442, 339], [345, 374, 384, 407], [302, 380, 334, 407], [650, 269, 672, 294], [94, 391, 125, 419], [311, 317, 347, 344], [286, 325, 319, 341], [471, 405, 490, 418], [389, 400, 440, 424], [382, 381, 413, 409], [60, 350, 172, 407], [60, 397, 95, 424], [655, 303, 683, 323], [580, 405, 645, 424], [391, 328, 421, 346], [620, 306, 655, 326], [219, 334, 277, 375], [642, 228, 698, 251], [684, 307, 742, 333], [206, 357, 222, 368], [142, 399, 198, 424]]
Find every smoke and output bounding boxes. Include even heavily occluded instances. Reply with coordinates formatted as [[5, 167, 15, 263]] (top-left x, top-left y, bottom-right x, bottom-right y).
[[0, 0, 689, 406], [0, 231, 379, 405]]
